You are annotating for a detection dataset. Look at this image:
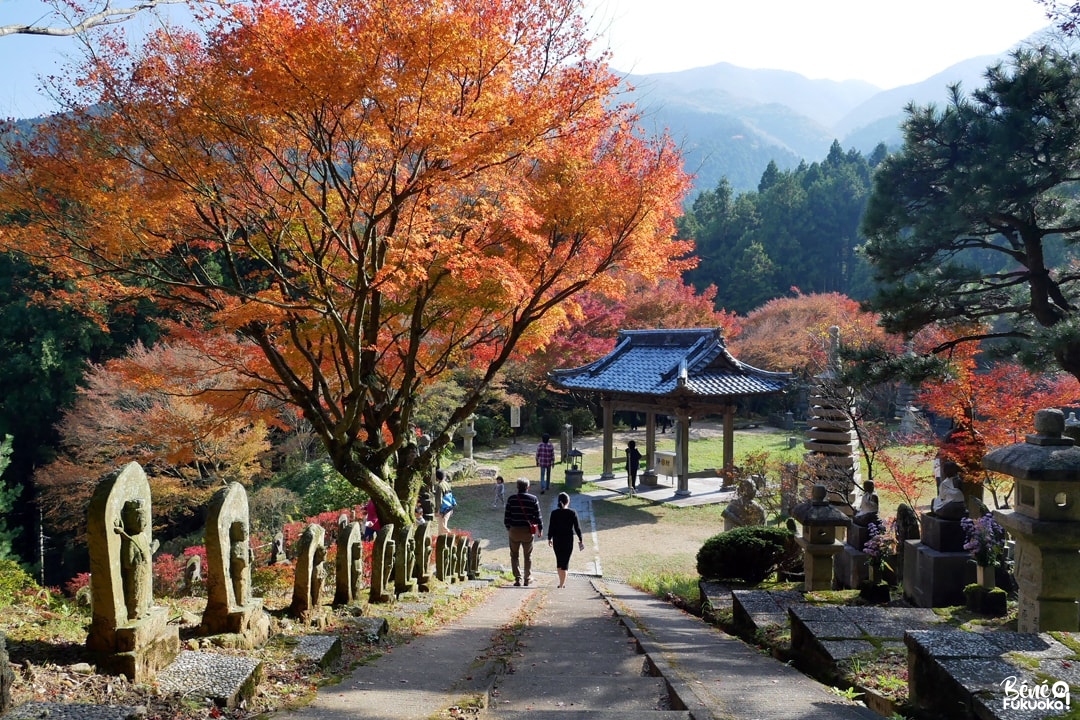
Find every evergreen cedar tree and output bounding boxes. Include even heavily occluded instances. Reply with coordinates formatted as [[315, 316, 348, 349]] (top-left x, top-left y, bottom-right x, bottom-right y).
[[860, 46, 1080, 386], [0, 0, 693, 530]]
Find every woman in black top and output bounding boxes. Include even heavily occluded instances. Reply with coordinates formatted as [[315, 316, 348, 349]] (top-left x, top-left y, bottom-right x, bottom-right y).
[[547, 492, 584, 588]]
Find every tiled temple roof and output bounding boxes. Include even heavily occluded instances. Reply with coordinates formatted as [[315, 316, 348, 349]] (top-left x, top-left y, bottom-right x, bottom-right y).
[[550, 328, 793, 399]]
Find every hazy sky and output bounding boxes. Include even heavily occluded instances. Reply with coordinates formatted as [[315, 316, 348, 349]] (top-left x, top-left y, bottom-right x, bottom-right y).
[[0, 0, 1055, 119]]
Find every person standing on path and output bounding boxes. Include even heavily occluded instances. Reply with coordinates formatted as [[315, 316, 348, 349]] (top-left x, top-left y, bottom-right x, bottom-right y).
[[625, 440, 642, 495], [547, 492, 584, 588], [535, 433, 555, 493], [504, 477, 543, 586], [433, 469, 455, 535]]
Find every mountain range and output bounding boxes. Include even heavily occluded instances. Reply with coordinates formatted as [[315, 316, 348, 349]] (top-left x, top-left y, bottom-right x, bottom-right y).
[[620, 28, 1056, 196]]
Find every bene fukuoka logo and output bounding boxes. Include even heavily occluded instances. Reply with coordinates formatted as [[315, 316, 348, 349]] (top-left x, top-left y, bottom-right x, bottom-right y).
[[1000, 676, 1070, 712]]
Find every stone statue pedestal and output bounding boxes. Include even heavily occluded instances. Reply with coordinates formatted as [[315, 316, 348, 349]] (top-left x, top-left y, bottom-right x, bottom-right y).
[[902, 539, 975, 608], [834, 545, 869, 589], [199, 600, 271, 649], [564, 467, 583, 490], [920, 514, 965, 552], [89, 606, 180, 682], [901, 514, 974, 607], [834, 522, 871, 589]]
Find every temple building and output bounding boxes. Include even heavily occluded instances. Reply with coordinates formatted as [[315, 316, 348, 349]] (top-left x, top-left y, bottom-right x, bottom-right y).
[[551, 328, 794, 496]]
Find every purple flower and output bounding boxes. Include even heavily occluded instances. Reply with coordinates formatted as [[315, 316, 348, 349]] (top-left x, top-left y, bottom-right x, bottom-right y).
[[961, 514, 1006, 567], [863, 519, 896, 572]]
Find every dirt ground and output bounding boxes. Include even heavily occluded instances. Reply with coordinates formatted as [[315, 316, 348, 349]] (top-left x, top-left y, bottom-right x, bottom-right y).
[[442, 424, 730, 583]]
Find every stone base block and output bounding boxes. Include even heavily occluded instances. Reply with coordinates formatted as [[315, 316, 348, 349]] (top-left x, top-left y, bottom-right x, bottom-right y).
[[156, 650, 263, 708], [902, 542, 975, 608], [846, 523, 870, 552], [564, 468, 583, 489], [920, 514, 966, 553], [834, 545, 869, 590], [199, 601, 271, 649], [639, 470, 659, 487], [88, 606, 180, 682]]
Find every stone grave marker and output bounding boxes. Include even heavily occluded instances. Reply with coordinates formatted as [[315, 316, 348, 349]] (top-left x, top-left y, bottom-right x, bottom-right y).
[[289, 523, 328, 624], [467, 539, 482, 580], [413, 521, 435, 592], [453, 534, 469, 582], [269, 531, 287, 565], [200, 482, 270, 647], [394, 524, 417, 595], [333, 521, 364, 607], [0, 633, 12, 714], [183, 553, 202, 596], [369, 524, 396, 603], [435, 534, 452, 582], [85, 462, 179, 681]]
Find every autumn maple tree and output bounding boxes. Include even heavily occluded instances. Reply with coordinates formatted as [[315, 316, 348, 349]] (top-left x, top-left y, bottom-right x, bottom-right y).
[[0, 0, 692, 529], [35, 337, 277, 540], [729, 291, 897, 378], [913, 325, 1080, 506]]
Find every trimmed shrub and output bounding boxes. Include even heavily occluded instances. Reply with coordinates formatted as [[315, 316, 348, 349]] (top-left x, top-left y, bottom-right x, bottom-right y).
[[696, 526, 799, 585]]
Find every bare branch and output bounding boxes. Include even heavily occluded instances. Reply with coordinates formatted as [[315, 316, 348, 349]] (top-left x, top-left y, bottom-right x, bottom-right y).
[[0, 1, 188, 38]]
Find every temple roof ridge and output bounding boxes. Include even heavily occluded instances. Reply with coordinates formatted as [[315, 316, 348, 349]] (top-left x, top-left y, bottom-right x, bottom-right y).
[[551, 326, 793, 400]]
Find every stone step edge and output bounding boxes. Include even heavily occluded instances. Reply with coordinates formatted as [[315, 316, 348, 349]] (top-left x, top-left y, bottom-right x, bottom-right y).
[[591, 581, 708, 720]]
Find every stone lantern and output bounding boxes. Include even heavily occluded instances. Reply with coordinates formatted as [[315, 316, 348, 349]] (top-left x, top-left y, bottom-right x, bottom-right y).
[[984, 408, 1080, 632], [792, 484, 849, 591], [459, 415, 477, 460]]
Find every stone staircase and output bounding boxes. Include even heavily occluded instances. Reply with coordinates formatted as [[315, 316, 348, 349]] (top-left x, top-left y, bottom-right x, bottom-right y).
[[479, 579, 690, 720]]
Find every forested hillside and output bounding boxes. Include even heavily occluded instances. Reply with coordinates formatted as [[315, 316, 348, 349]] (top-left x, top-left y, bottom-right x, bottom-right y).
[[679, 141, 885, 312]]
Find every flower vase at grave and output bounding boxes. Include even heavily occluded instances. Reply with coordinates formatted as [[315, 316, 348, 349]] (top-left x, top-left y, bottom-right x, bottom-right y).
[[976, 564, 995, 590]]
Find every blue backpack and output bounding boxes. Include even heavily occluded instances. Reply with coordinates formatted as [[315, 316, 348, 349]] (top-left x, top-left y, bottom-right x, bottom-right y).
[[441, 491, 457, 513]]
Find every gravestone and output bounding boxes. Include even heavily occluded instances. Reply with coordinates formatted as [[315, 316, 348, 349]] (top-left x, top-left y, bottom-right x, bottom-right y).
[[413, 521, 435, 592], [467, 539, 482, 580], [200, 482, 271, 647], [183, 554, 202, 596], [369, 524, 396, 604], [454, 534, 469, 582], [394, 524, 417, 595], [435, 534, 452, 582], [86, 462, 179, 681], [903, 521, 973, 608], [289, 524, 328, 624], [333, 521, 364, 607], [0, 633, 12, 714], [269, 532, 287, 565], [835, 481, 879, 589]]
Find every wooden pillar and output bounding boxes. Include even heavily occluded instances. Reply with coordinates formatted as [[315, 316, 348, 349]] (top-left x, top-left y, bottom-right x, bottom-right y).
[[723, 405, 735, 485], [675, 412, 691, 496], [601, 398, 615, 481], [643, 411, 657, 483]]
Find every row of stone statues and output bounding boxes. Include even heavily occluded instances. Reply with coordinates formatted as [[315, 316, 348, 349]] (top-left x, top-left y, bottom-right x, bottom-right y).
[[84, 461, 483, 682]]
